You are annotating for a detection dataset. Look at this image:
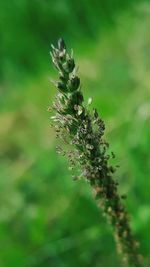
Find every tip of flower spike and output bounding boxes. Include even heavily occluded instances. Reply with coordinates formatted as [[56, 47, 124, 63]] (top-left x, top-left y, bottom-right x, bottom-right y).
[[58, 38, 66, 51]]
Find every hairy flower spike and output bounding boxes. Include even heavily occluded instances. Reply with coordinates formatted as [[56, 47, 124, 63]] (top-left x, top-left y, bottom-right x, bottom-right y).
[[49, 39, 143, 267]]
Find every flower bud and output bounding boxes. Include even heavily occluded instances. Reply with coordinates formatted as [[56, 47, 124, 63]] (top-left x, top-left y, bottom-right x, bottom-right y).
[[68, 76, 80, 92], [63, 58, 75, 73], [57, 81, 67, 93], [58, 38, 66, 51]]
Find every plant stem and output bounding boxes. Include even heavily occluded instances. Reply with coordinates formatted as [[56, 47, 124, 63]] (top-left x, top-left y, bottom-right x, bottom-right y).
[[49, 38, 143, 267]]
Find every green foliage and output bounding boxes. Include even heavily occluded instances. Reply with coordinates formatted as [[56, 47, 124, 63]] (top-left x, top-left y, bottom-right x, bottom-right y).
[[0, 0, 141, 83], [0, 1, 150, 266]]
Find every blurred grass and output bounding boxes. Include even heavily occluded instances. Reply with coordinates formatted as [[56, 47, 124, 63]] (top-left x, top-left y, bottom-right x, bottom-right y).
[[0, 1, 150, 266]]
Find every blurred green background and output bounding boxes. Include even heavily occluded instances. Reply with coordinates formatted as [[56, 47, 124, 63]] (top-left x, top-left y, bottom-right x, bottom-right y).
[[0, 0, 150, 266]]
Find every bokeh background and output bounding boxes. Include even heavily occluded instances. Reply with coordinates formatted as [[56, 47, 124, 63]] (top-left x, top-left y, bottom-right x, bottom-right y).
[[0, 1, 150, 266]]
